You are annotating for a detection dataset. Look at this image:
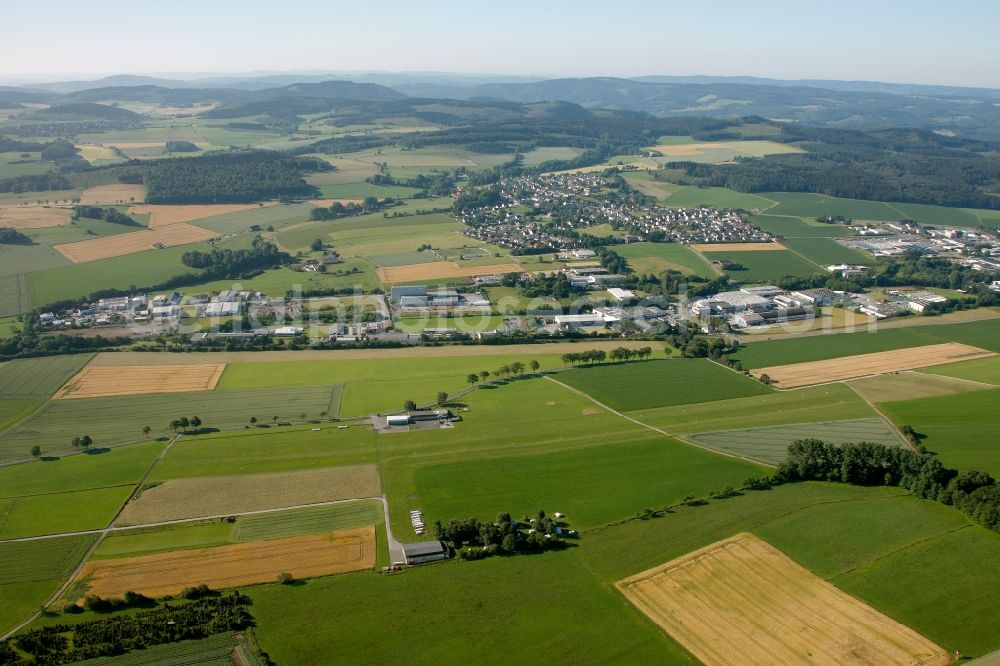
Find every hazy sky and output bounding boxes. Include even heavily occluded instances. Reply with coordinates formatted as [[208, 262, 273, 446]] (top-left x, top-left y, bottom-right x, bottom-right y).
[[4, 0, 999, 87]]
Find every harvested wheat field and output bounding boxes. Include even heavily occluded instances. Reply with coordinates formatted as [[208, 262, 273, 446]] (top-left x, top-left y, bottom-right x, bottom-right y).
[[689, 242, 786, 252], [130, 202, 275, 228], [54, 363, 225, 399], [617, 533, 949, 666], [0, 205, 72, 228], [75, 526, 376, 598], [78, 184, 146, 205], [378, 260, 522, 283], [754, 342, 995, 388], [117, 465, 381, 525], [54, 223, 217, 263]]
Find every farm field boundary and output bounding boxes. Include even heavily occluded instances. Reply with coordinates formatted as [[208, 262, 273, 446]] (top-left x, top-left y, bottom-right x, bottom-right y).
[[754, 342, 995, 388], [616, 532, 949, 666], [129, 203, 276, 228], [689, 242, 785, 252]]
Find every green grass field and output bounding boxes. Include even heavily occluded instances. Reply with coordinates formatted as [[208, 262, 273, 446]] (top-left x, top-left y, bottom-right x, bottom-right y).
[[783, 237, 872, 265], [0, 398, 40, 433], [520, 146, 584, 166], [881, 388, 1000, 476], [615, 242, 717, 278], [749, 214, 853, 238], [0, 385, 341, 461], [192, 202, 316, 234], [0, 243, 70, 279], [0, 354, 92, 399], [733, 318, 1000, 368], [627, 383, 876, 433], [411, 436, 765, 530], [26, 245, 201, 308], [67, 632, 240, 666], [150, 423, 375, 479], [556, 359, 771, 411], [248, 549, 692, 665], [687, 417, 905, 465], [0, 485, 133, 538], [0, 274, 24, 317], [761, 192, 905, 220], [662, 186, 777, 210], [922, 354, 1000, 385], [0, 535, 97, 635], [699, 249, 823, 281], [0, 440, 163, 497]]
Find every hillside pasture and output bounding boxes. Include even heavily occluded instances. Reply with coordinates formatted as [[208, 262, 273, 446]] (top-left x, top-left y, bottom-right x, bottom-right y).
[[616, 532, 948, 666], [0, 205, 72, 229], [750, 214, 853, 238], [753, 342, 994, 388], [116, 464, 381, 525], [192, 202, 316, 235], [661, 186, 777, 211], [555, 359, 771, 411], [78, 184, 146, 205], [687, 417, 905, 465], [53, 363, 225, 399], [75, 526, 376, 600], [53, 223, 217, 263]]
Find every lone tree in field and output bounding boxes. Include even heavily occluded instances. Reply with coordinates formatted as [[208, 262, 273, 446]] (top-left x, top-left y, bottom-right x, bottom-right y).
[[30, 445, 41, 458], [511, 361, 525, 376], [404, 400, 417, 411], [79, 435, 92, 450], [436, 391, 449, 406], [142, 425, 151, 438], [249, 416, 257, 427], [277, 572, 294, 585]]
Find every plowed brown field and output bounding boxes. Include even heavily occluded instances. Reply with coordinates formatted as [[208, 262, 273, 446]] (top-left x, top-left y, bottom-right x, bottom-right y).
[[54, 363, 225, 399], [753, 342, 995, 388], [76, 526, 376, 598], [617, 533, 949, 666]]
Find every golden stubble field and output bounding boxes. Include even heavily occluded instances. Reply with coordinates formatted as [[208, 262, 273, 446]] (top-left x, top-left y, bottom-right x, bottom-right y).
[[53, 363, 225, 399], [754, 342, 995, 388], [129, 202, 276, 228], [53, 223, 217, 263], [116, 465, 382, 525], [0, 205, 72, 228], [617, 533, 949, 666], [78, 184, 147, 205], [75, 526, 376, 598], [377, 260, 523, 283]]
